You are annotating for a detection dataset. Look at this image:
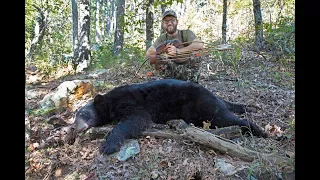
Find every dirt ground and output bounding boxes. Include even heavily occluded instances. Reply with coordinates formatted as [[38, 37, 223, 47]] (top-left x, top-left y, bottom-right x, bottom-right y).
[[25, 50, 295, 180]]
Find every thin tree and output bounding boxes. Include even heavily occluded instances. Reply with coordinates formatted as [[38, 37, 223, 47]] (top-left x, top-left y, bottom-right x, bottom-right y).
[[105, 0, 115, 38], [221, 0, 227, 44], [113, 0, 125, 56], [252, 0, 265, 51], [160, 4, 166, 33], [76, 0, 91, 72], [71, 0, 79, 70], [145, 0, 154, 51], [95, 0, 102, 44]]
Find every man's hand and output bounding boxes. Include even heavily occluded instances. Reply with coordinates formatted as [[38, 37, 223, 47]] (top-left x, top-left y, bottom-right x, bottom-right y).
[[165, 44, 178, 57], [155, 39, 180, 55], [146, 46, 157, 64]]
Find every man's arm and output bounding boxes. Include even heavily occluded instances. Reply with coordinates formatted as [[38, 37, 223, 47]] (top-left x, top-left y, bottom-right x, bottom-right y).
[[166, 38, 203, 57], [146, 39, 180, 65], [177, 38, 203, 54], [146, 35, 165, 65], [146, 46, 157, 64]]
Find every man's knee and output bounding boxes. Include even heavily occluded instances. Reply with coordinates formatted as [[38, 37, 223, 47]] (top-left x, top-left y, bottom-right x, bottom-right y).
[[159, 62, 200, 83]]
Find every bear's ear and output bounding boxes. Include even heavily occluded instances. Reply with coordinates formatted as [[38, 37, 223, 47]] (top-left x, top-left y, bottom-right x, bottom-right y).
[[93, 94, 105, 105]]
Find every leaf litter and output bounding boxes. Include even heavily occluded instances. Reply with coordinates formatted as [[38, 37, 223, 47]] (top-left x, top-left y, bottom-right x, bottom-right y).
[[25, 50, 295, 179]]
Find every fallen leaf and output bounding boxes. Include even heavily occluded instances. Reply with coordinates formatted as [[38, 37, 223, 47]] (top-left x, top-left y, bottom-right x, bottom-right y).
[[151, 170, 159, 179], [159, 160, 169, 168], [167, 175, 178, 180], [182, 158, 189, 165], [34, 163, 41, 170], [29, 144, 34, 151], [202, 120, 211, 130], [33, 143, 40, 149], [55, 168, 62, 177], [265, 123, 284, 137], [285, 151, 295, 158], [85, 172, 95, 180]]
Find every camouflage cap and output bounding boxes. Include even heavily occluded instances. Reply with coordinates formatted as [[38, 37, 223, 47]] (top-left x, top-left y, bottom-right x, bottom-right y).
[[162, 10, 177, 20]]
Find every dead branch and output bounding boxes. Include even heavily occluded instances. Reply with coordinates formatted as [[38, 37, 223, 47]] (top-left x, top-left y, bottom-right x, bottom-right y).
[[76, 120, 288, 164], [39, 119, 288, 165]]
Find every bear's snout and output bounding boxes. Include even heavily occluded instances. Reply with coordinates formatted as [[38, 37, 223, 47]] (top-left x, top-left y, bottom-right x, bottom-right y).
[[72, 117, 91, 133]]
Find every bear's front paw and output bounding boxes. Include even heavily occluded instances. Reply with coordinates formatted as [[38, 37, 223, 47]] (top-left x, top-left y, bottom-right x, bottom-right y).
[[99, 140, 121, 155]]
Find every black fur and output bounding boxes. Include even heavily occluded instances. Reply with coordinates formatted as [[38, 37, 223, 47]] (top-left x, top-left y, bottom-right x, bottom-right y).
[[72, 79, 267, 155]]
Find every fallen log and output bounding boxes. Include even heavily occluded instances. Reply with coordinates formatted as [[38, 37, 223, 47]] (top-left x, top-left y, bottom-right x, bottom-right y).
[[167, 120, 288, 163], [75, 120, 288, 164], [84, 123, 243, 141], [36, 119, 288, 165]]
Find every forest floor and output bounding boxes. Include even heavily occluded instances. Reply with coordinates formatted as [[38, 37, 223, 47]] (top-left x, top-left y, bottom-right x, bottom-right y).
[[25, 49, 295, 180]]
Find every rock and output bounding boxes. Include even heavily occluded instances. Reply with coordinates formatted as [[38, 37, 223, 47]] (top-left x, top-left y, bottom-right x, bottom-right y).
[[26, 89, 39, 100], [110, 139, 140, 161], [214, 158, 236, 176]]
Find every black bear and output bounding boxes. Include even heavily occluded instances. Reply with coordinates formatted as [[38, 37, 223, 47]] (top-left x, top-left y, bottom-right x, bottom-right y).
[[71, 79, 267, 155]]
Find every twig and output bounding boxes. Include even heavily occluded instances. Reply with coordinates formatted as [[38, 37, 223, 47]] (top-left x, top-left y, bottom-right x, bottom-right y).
[[272, 102, 283, 119], [126, 57, 149, 84], [42, 161, 59, 180]]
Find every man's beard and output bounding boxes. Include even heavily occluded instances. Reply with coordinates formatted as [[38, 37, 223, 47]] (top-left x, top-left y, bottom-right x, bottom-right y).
[[165, 25, 177, 34]]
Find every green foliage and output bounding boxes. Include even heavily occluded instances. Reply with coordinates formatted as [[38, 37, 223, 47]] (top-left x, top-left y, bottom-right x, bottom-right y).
[[207, 38, 246, 75], [236, 79, 250, 89], [120, 44, 146, 63], [154, 0, 183, 7], [248, 162, 260, 178], [233, 0, 252, 10], [283, 118, 295, 139], [264, 16, 295, 63], [30, 107, 57, 117], [91, 39, 115, 69], [228, 42, 242, 72], [25, 0, 295, 81], [25, 0, 73, 77], [91, 38, 146, 69], [25, 4, 36, 42], [269, 70, 294, 87]]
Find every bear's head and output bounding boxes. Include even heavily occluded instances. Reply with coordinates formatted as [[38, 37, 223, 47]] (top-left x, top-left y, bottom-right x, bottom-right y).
[[71, 94, 112, 133]]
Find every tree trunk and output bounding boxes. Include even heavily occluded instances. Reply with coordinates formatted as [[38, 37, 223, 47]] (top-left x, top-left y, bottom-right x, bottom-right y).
[[145, 0, 154, 51], [26, 5, 48, 63], [105, 0, 111, 37], [221, 0, 227, 44], [160, 4, 166, 33], [110, 0, 115, 36], [95, 0, 102, 44], [100, 0, 106, 38], [113, 0, 125, 56], [130, 1, 135, 33], [76, 0, 91, 72], [252, 0, 265, 51], [71, 0, 79, 70]]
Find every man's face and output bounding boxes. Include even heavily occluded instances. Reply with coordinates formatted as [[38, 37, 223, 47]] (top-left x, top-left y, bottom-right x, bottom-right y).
[[162, 15, 178, 34]]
